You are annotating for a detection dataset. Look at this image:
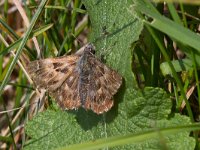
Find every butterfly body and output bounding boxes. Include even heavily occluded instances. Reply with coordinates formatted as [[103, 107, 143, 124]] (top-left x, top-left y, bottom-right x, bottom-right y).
[[28, 44, 122, 114]]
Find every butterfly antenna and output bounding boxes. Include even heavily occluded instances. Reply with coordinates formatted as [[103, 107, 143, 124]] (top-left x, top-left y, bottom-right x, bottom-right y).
[[71, 33, 84, 48]]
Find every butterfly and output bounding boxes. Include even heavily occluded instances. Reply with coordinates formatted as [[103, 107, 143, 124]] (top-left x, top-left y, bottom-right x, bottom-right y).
[[27, 44, 122, 114]]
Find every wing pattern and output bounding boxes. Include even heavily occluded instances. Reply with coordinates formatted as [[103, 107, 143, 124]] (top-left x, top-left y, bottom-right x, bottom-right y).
[[27, 44, 122, 114], [28, 55, 81, 109], [83, 57, 122, 114]]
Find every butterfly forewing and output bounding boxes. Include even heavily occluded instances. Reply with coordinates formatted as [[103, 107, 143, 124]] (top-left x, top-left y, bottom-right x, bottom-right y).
[[28, 55, 82, 109], [83, 57, 122, 114], [50, 66, 81, 110], [28, 55, 79, 91]]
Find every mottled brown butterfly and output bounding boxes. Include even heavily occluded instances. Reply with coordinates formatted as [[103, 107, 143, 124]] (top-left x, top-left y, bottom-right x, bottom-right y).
[[27, 44, 122, 114]]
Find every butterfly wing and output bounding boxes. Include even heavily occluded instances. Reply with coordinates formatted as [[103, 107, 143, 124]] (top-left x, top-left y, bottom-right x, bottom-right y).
[[27, 48, 122, 114], [50, 66, 81, 110], [27, 55, 81, 109], [84, 57, 122, 114]]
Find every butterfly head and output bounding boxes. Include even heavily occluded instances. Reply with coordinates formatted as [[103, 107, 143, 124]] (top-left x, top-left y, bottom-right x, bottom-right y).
[[84, 43, 95, 55]]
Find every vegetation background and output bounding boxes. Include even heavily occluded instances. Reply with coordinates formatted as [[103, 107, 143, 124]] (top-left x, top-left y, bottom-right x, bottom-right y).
[[0, 0, 200, 149]]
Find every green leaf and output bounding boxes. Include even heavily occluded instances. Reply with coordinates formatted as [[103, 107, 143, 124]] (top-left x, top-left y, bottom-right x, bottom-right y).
[[134, 0, 200, 54], [84, 0, 143, 89], [24, 88, 195, 150], [24, 0, 195, 150], [160, 59, 194, 76], [58, 123, 199, 150]]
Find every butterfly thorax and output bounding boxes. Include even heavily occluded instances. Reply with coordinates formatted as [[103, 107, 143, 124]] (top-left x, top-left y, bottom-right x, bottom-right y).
[[77, 48, 94, 106]]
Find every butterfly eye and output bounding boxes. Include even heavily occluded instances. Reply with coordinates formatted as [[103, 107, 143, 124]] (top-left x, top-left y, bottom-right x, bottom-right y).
[[85, 43, 95, 54], [90, 48, 95, 55]]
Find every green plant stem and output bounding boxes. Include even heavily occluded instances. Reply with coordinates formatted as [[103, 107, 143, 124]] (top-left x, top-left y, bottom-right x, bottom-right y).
[[145, 25, 194, 122], [191, 51, 200, 111], [2, 102, 17, 150], [167, 3, 182, 24]]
